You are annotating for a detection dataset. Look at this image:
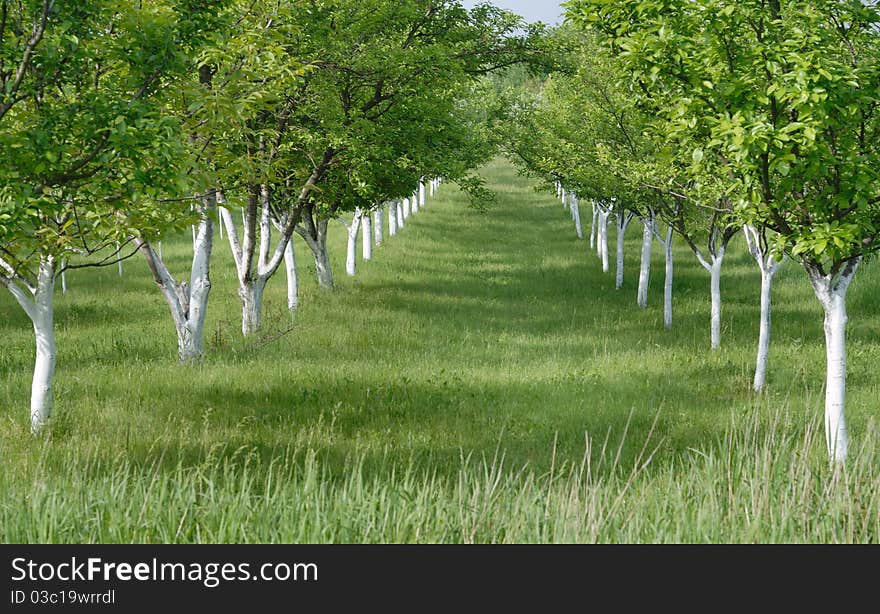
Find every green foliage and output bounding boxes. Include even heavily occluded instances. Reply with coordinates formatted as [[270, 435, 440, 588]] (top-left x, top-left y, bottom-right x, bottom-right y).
[[568, 0, 880, 274], [0, 0, 198, 280]]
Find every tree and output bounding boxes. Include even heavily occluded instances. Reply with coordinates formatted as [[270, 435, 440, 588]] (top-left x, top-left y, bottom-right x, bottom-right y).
[[570, 0, 880, 462], [135, 0, 234, 363], [0, 0, 189, 431]]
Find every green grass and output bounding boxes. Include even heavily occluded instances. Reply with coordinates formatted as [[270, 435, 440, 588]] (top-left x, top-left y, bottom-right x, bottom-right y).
[[1, 159, 879, 542]]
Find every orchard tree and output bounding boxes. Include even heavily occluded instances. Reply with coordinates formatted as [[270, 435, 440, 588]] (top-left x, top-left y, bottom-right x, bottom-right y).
[[570, 0, 880, 462], [0, 1, 189, 432], [134, 0, 237, 363]]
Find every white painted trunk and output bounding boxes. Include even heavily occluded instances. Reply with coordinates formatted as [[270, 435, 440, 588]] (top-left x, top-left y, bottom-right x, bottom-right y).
[[29, 258, 56, 433], [663, 227, 674, 330], [182, 211, 213, 362], [637, 218, 653, 308], [709, 257, 723, 350], [60, 261, 67, 295], [599, 212, 609, 273], [389, 202, 398, 236], [403, 198, 411, 219], [572, 196, 583, 240], [821, 294, 849, 463], [807, 261, 860, 463], [240, 278, 266, 337], [309, 221, 334, 289], [590, 203, 598, 250], [615, 214, 632, 290], [753, 269, 773, 392], [284, 239, 298, 311], [397, 201, 405, 229], [116, 242, 123, 277], [346, 213, 362, 277], [374, 208, 383, 246], [362, 214, 372, 261], [419, 182, 426, 208]]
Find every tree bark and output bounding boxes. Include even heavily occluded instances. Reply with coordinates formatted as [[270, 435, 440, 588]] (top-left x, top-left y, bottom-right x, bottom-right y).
[[709, 256, 723, 350], [389, 201, 398, 237], [637, 214, 654, 308], [374, 206, 384, 246], [744, 226, 784, 392], [615, 211, 634, 289], [572, 195, 583, 240], [284, 238, 298, 311], [298, 220, 334, 289], [362, 212, 372, 261], [138, 196, 214, 362], [693, 233, 732, 350], [599, 209, 610, 273], [29, 257, 56, 433], [663, 226, 674, 330], [344, 209, 364, 276], [590, 202, 598, 250], [240, 277, 266, 337], [807, 259, 860, 464]]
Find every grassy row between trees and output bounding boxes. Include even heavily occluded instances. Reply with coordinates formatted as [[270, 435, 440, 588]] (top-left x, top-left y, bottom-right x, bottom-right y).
[[1, 160, 878, 542]]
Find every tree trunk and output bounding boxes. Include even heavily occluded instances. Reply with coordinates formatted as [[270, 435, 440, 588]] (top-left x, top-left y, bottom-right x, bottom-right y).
[[307, 220, 334, 289], [821, 293, 849, 463], [183, 209, 213, 360], [389, 201, 398, 237], [807, 260, 860, 463], [345, 210, 363, 277], [637, 215, 654, 308], [284, 239, 298, 311], [240, 278, 266, 337], [615, 212, 633, 289], [419, 182, 426, 208], [572, 195, 583, 240], [403, 197, 411, 220], [374, 207, 384, 246], [753, 269, 773, 392], [590, 202, 598, 250], [362, 213, 372, 261], [743, 225, 784, 392], [694, 242, 728, 350], [709, 256, 723, 350], [599, 210, 610, 273], [397, 201, 405, 229], [663, 226, 674, 330], [29, 257, 56, 433], [141, 199, 214, 363]]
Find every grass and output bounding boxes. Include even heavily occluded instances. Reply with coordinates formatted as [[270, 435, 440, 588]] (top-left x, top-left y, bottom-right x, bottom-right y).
[[0, 159, 878, 543]]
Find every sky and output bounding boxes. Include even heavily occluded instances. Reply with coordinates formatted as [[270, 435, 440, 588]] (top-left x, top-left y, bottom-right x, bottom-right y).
[[460, 1, 566, 25]]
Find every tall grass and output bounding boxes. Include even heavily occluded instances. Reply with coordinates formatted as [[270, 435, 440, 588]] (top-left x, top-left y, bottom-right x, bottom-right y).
[[2, 408, 877, 543]]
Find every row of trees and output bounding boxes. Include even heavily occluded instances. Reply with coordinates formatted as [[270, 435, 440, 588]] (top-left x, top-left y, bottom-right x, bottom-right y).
[[505, 1, 880, 464], [0, 1, 539, 433]]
